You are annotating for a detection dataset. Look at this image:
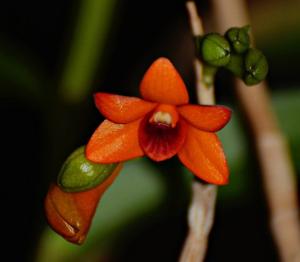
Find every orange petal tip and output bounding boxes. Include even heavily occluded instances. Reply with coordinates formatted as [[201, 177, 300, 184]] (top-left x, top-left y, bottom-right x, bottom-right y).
[[139, 57, 189, 105]]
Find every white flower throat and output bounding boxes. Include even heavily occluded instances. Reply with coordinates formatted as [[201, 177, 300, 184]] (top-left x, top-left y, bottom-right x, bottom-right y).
[[152, 111, 173, 126]]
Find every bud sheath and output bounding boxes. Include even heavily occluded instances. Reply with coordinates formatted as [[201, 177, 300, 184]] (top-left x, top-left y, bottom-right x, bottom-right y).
[[44, 163, 122, 244]]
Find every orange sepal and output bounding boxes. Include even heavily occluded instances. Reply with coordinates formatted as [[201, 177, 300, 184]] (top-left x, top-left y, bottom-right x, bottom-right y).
[[178, 125, 229, 185], [44, 164, 122, 244], [86, 119, 144, 163], [178, 105, 231, 132], [139, 57, 189, 105], [94, 93, 156, 123]]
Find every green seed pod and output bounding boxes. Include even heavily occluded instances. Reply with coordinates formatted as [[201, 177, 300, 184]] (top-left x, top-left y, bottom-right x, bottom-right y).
[[244, 48, 268, 85], [57, 146, 118, 192], [201, 33, 231, 67], [225, 25, 250, 54], [224, 53, 245, 78]]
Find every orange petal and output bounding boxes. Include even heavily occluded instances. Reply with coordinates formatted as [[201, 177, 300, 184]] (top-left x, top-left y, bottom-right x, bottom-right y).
[[178, 125, 229, 185], [94, 93, 157, 123], [44, 164, 122, 244], [139, 57, 189, 105], [86, 119, 144, 163], [139, 115, 187, 161], [178, 104, 231, 132]]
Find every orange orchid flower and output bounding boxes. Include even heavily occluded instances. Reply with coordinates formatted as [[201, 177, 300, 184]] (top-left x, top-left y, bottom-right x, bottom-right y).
[[86, 58, 231, 185]]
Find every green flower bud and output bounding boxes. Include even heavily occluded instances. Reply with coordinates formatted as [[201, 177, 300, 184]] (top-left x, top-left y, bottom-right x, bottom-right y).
[[225, 25, 250, 54], [224, 53, 245, 78], [57, 146, 118, 192], [201, 33, 231, 67], [244, 48, 268, 85]]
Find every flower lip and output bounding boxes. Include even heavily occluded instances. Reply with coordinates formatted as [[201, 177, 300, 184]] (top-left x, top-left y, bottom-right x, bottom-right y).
[[139, 114, 187, 162]]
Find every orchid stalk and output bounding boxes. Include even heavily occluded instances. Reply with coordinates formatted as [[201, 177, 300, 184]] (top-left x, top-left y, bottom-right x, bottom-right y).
[[211, 0, 300, 260], [180, 2, 219, 261]]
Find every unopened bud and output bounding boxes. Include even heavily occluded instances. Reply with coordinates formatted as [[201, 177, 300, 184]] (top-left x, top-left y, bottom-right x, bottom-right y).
[[244, 48, 268, 85], [201, 33, 231, 67], [225, 26, 250, 54], [57, 146, 118, 192]]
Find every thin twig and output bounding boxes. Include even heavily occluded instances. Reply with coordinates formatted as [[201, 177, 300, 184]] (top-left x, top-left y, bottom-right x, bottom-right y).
[[211, 0, 300, 261], [179, 2, 218, 261]]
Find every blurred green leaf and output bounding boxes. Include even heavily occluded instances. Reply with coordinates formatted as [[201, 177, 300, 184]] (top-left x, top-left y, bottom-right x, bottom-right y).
[[60, 0, 117, 103]]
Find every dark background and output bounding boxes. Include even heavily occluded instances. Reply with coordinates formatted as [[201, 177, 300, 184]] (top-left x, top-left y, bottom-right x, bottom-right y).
[[1, 0, 300, 261]]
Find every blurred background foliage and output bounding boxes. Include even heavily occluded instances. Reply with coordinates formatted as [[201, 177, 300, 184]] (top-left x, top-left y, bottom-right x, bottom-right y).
[[1, 0, 300, 261]]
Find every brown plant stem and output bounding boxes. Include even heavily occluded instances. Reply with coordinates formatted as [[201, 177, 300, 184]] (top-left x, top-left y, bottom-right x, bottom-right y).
[[179, 2, 218, 261], [211, 0, 300, 261]]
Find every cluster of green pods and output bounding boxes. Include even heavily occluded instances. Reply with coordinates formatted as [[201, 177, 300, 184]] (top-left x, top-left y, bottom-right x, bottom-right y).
[[195, 25, 268, 85]]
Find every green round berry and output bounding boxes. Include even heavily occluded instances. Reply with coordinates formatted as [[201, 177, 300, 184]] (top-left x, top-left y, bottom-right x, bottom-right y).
[[201, 33, 231, 67], [225, 26, 250, 54], [244, 48, 268, 85], [224, 53, 245, 78], [57, 146, 118, 192]]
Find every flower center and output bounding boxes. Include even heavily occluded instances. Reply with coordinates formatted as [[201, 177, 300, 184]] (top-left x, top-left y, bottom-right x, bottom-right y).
[[140, 108, 186, 162], [149, 104, 179, 128], [152, 111, 172, 125]]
